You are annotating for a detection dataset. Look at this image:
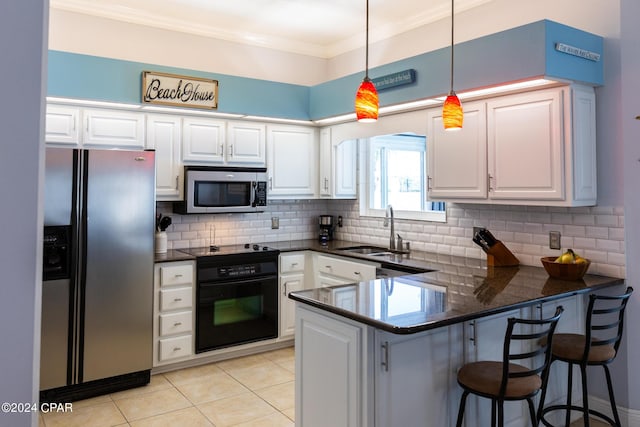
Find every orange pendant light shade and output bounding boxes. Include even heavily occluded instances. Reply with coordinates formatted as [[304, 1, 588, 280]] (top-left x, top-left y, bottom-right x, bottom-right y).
[[355, 78, 379, 123], [443, 91, 463, 130]]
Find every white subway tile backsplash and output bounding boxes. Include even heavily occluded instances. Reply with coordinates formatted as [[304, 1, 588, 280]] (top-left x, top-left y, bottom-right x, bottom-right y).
[[157, 200, 625, 278]]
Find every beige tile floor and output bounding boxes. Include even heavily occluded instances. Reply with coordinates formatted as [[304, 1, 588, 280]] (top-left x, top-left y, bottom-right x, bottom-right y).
[[39, 347, 295, 427]]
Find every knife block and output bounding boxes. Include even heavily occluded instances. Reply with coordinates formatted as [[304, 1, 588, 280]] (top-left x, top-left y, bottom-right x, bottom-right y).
[[486, 241, 519, 267]]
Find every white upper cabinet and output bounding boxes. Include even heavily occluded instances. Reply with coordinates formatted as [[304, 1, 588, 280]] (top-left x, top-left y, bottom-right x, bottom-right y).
[[427, 101, 487, 199], [319, 128, 357, 199], [226, 121, 267, 165], [267, 124, 318, 198], [182, 118, 266, 166], [487, 89, 564, 201], [427, 85, 597, 206], [45, 105, 81, 145], [182, 117, 226, 164], [146, 115, 182, 201], [83, 108, 145, 148]]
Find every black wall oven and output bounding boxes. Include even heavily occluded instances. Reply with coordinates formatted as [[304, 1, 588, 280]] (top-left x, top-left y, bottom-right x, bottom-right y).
[[195, 248, 279, 353]]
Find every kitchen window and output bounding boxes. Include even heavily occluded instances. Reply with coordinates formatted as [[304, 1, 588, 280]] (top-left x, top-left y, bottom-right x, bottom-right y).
[[359, 133, 446, 222]]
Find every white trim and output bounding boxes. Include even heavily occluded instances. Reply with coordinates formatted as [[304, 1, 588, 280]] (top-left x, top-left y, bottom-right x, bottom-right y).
[[589, 395, 640, 427]]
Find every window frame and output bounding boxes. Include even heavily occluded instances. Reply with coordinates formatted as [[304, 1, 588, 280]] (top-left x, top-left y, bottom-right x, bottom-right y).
[[359, 134, 446, 223]]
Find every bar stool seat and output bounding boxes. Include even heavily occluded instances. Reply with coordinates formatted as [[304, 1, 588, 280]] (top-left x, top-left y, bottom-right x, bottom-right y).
[[457, 361, 542, 398], [551, 333, 616, 362], [539, 286, 634, 427]]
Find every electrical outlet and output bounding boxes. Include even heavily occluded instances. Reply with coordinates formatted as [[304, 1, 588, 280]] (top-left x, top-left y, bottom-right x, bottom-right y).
[[549, 231, 561, 250], [271, 217, 279, 229]]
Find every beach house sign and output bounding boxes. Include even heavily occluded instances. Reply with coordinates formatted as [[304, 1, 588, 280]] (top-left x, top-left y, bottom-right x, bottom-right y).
[[142, 71, 218, 109]]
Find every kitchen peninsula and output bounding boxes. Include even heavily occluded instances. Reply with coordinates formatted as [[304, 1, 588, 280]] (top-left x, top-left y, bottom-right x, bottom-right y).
[[287, 241, 623, 427]]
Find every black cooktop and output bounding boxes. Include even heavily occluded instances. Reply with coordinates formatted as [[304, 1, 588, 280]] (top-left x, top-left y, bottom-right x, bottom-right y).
[[179, 243, 279, 258]]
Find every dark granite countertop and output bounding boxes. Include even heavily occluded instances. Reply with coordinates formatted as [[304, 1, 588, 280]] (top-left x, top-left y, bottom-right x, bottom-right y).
[[281, 239, 625, 334], [154, 249, 196, 263]]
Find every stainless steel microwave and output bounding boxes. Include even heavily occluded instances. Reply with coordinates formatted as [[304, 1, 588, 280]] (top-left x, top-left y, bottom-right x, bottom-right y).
[[173, 166, 268, 214]]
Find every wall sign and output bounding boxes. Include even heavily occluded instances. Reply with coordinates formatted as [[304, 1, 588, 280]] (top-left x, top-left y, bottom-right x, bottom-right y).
[[372, 69, 416, 91], [555, 43, 601, 62], [142, 71, 218, 109]]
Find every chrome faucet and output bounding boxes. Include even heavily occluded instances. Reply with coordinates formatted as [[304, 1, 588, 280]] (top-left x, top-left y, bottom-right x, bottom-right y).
[[384, 204, 395, 251]]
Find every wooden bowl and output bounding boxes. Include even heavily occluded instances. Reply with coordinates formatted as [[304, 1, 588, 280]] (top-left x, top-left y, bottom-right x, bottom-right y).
[[540, 257, 591, 280]]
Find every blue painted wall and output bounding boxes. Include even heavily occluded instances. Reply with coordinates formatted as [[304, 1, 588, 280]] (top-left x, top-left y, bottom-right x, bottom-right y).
[[48, 51, 311, 120], [47, 20, 603, 121]]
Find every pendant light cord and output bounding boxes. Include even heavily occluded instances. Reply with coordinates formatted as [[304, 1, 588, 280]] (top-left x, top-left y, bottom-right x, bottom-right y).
[[449, 0, 454, 93], [365, 0, 370, 79]]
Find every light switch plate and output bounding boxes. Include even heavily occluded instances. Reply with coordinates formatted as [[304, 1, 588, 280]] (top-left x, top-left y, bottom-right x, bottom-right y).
[[549, 231, 561, 250], [271, 217, 279, 229]]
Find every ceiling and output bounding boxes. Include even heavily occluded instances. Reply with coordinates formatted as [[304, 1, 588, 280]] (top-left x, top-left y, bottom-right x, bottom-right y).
[[50, 0, 494, 58]]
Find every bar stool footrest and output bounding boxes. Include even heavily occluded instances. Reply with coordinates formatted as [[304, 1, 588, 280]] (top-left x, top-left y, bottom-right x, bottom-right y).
[[540, 404, 618, 426]]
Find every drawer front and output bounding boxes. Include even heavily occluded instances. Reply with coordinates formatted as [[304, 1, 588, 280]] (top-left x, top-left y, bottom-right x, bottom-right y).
[[280, 253, 306, 273], [160, 287, 193, 311], [317, 255, 376, 282], [159, 311, 192, 336], [159, 335, 192, 361], [160, 264, 193, 287]]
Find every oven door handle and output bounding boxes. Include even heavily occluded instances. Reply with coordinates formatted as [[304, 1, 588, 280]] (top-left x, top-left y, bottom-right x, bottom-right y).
[[199, 275, 277, 288]]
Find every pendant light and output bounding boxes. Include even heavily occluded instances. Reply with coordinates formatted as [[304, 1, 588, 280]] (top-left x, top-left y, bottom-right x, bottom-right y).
[[442, 0, 463, 130], [355, 0, 378, 122]]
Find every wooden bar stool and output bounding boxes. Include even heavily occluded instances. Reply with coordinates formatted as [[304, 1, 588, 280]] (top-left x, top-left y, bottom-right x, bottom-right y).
[[538, 287, 633, 427], [455, 306, 564, 427]]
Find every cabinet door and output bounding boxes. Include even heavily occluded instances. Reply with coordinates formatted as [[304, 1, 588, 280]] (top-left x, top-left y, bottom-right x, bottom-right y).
[[146, 115, 182, 200], [45, 105, 81, 145], [375, 327, 463, 427], [267, 125, 318, 198], [280, 273, 305, 338], [227, 121, 266, 165], [319, 128, 332, 197], [83, 108, 144, 148], [182, 117, 226, 163], [427, 101, 487, 199], [463, 308, 527, 427], [295, 305, 364, 427], [333, 139, 357, 198], [487, 88, 564, 200]]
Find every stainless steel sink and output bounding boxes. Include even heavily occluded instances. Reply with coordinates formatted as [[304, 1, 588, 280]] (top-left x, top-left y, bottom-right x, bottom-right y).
[[336, 245, 391, 255]]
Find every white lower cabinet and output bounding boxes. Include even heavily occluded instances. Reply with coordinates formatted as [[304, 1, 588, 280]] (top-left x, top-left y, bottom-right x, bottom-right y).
[[295, 294, 586, 427], [153, 260, 195, 366], [375, 325, 464, 427], [279, 252, 308, 338], [314, 254, 378, 288], [295, 305, 368, 427]]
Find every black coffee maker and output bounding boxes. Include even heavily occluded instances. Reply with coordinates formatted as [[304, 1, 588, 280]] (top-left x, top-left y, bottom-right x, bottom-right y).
[[319, 215, 335, 243]]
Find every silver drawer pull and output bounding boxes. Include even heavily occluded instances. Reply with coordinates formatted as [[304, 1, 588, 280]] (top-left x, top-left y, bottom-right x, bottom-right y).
[[354, 271, 361, 275], [174, 322, 182, 327], [173, 347, 182, 351], [291, 262, 298, 266], [174, 274, 183, 278], [325, 265, 332, 269], [174, 298, 182, 302]]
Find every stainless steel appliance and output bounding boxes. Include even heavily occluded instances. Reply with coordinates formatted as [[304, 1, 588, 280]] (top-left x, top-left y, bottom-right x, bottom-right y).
[[41, 147, 155, 402], [174, 166, 268, 214], [181, 244, 279, 353], [319, 215, 335, 243]]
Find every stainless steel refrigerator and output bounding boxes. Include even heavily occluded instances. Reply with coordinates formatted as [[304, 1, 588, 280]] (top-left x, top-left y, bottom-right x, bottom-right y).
[[41, 147, 155, 402]]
